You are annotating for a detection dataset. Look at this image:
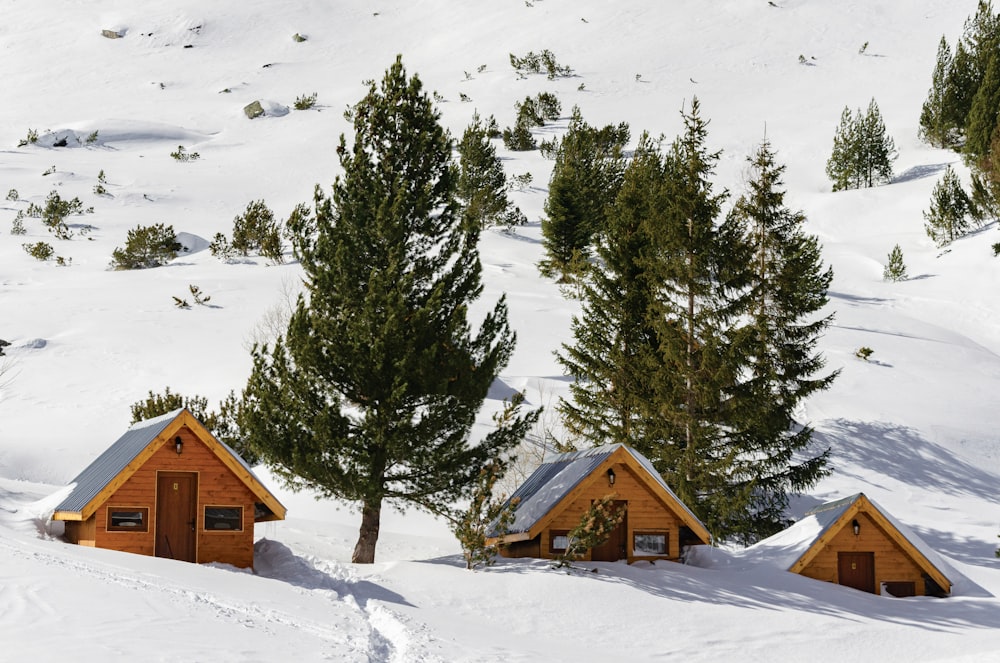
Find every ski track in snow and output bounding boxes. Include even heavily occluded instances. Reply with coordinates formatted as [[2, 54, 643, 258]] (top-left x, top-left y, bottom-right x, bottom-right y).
[[0, 532, 439, 662]]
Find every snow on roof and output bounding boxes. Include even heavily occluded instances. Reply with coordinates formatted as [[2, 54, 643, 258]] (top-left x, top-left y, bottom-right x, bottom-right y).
[[52, 408, 186, 515], [501, 443, 706, 537], [739, 493, 958, 585]]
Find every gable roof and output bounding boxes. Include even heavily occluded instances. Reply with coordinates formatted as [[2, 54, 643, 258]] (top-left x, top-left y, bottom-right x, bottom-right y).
[[746, 493, 952, 594], [496, 444, 711, 545], [52, 408, 286, 523]]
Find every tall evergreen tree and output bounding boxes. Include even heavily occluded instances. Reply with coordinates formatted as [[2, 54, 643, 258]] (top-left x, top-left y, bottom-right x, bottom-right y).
[[965, 48, 1000, 163], [540, 107, 629, 282], [456, 112, 525, 231], [924, 165, 975, 247], [638, 97, 737, 533], [943, 40, 979, 140], [241, 56, 534, 563], [826, 107, 860, 191], [920, 37, 958, 148], [556, 134, 664, 448], [724, 139, 836, 543], [861, 99, 897, 188]]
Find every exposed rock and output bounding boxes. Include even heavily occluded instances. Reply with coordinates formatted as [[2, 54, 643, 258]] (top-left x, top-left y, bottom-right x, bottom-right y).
[[101, 29, 125, 39], [244, 101, 265, 120], [293, 33, 307, 42]]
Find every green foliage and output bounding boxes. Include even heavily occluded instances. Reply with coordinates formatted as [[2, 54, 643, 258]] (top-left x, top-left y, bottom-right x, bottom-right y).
[[17, 129, 38, 147], [40, 190, 84, 240], [188, 284, 211, 305], [826, 99, 896, 191], [170, 145, 200, 161], [502, 96, 558, 151], [209, 232, 236, 261], [294, 92, 318, 110], [555, 495, 626, 568], [920, 37, 963, 148], [241, 56, 535, 564], [457, 113, 525, 231], [23, 241, 54, 261], [883, 244, 908, 282], [924, 165, 975, 247], [452, 398, 533, 570], [231, 199, 284, 263], [855, 346, 874, 361], [86, 130, 99, 144], [539, 107, 629, 282], [6, 189, 18, 202], [129, 388, 257, 465], [509, 49, 573, 79], [110, 223, 183, 269], [10, 215, 26, 235], [94, 169, 108, 196]]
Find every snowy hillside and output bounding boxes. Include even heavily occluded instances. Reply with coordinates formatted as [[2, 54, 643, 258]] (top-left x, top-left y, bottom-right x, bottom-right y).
[[2, 1, 1000, 660]]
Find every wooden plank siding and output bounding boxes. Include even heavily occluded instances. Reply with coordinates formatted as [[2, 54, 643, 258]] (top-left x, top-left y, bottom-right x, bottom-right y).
[[91, 425, 257, 568], [533, 462, 684, 563], [797, 511, 929, 595]]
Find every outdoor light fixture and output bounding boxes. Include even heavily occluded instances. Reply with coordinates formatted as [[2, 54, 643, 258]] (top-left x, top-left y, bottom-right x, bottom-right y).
[[175, 436, 183, 455], [607, 468, 616, 486], [852, 519, 860, 536]]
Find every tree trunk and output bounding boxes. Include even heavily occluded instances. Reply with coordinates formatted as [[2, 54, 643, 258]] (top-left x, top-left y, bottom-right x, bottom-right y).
[[352, 497, 382, 564]]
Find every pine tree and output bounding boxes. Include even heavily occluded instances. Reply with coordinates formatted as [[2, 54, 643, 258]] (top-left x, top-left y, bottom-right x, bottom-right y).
[[883, 244, 908, 282], [539, 107, 629, 282], [943, 40, 979, 137], [826, 100, 895, 191], [638, 97, 736, 533], [723, 139, 836, 542], [826, 107, 861, 191], [924, 165, 975, 247], [241, 56, 535, 564], [920, 37, 957, 148], [457, 112, 524, 231], [556, 134, 664, 448]]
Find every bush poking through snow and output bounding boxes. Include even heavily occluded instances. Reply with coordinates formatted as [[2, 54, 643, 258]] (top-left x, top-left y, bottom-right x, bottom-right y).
[[23, 241, 54, 261], [110, 223, 183, 270], [170, 145, 200, 161], [232, 200, 284, 263], [16, 129, 38, 147], [855, 346, 874, 361], [452, 459, 518, 570], [924, 165, 976, 247], [294, 92, 318, 110]]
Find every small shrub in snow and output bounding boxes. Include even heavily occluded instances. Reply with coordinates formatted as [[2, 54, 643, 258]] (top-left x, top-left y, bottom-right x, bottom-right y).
[[924, 165, 975, 247], [10, 215, 26, 235], [23, 241, 54, 261], [170, 145, 200, 161], [509, 49, 573, 80], [855, 346, 874, 361], [86, 130, 99, 144], [6, 189, 18, 202], [94, 170, 108, 196], [231, 200, 283, 263], [293, 92, 318, 110], [17, 129, 38, 147], [110, 223, 183, 270], [41, 190, 84, 240], [993, 242, 1000, 257]]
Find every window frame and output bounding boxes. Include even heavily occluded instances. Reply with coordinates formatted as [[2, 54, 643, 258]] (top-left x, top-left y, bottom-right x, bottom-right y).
[[549, 529, 571, 553], [632, 530, 669, 557], [106, 506, 149, 533], [203, 505, 244, 533]]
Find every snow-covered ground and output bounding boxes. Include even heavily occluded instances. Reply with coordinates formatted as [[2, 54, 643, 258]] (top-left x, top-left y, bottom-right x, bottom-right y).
[[2, 1, 1000, 660]]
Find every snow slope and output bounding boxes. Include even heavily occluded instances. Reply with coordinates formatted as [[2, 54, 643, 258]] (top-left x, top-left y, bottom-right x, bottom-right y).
[[2, 0, 1000, 660]]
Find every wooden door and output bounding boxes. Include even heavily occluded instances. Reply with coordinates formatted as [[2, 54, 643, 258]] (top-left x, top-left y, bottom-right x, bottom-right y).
[[838, 551, 875, 593], [590, 501, 627, 562], [156, 472, 198, 562]]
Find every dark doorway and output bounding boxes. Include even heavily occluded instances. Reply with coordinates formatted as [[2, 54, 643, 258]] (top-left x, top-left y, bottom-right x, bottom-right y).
[[590, 501, 627, 561], [838, 551, 875, 593], [156, 472, 197, 562]]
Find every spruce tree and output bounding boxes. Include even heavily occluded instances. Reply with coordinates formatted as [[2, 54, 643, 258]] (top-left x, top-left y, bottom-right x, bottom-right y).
[[540, 107, 629, 282], [456, 112, 524, 231], [556, 134, 664, 448], [861, 99, 897, 187], [724, 139, 836, 542], [943, 40, 979, 138], [826, 107, 861, 191], [241, 56, 534, 563], [924, 165, 975, 247], [826, 100, 895, 191], [638, 97, 736, 533], [965, 48, 1000, 163]]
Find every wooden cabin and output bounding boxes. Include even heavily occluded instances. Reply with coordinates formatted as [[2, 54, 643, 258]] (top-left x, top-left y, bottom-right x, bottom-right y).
[[490, 444, 711, 563], [786, 493, 951, 597], [52, 408, 285, 569]]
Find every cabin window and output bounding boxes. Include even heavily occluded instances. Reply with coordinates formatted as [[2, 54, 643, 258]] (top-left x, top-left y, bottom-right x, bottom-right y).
[[107, 507, 149, 532], [633, 531, 668, 556], [204, 506, 243, 532], [549, 530, 570, 553]]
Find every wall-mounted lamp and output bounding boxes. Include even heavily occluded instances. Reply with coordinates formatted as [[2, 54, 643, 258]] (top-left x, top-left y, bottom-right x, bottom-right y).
[[607, 468, 616, 486], [175, 436, 184, 455], [852, 519, 860, 536]]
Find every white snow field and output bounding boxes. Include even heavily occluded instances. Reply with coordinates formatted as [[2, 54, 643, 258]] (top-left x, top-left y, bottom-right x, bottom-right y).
[[2, 1, 1000, 661]]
